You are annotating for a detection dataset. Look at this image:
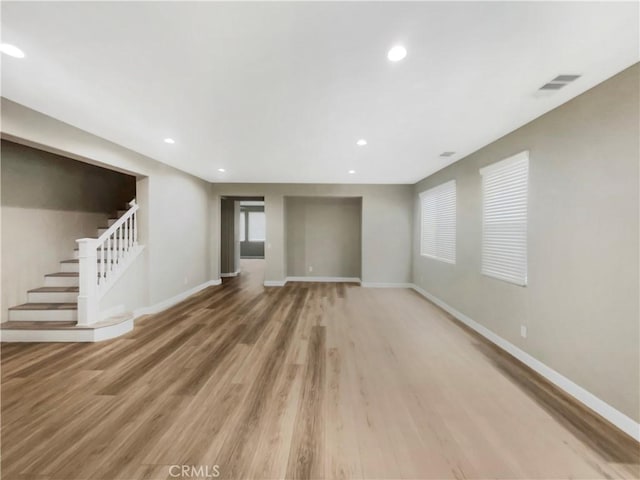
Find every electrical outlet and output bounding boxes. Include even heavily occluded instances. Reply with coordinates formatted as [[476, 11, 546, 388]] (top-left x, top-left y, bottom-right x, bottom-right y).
[[184, 276, 188, 286], [308, 266, 313, 273], [520, 325, 527, 338]]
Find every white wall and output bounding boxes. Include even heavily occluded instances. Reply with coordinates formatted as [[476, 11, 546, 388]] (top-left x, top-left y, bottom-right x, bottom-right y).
[[1, 99, 213, 315], [412, 64, 639, 422]]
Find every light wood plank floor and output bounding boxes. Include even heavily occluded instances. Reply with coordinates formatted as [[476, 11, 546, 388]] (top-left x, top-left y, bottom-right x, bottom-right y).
[[2, 259, 638, 480]]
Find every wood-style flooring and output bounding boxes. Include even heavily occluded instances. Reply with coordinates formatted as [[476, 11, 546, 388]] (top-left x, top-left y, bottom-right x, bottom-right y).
[[1, 259, 638, 480]]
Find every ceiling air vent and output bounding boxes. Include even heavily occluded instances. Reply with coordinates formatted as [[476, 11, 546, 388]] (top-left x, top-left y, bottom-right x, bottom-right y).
[[540, 82, 566, 90], [536, 74, 581, 95], [439, 151, 456, 157], [552, 74, 581, 83]]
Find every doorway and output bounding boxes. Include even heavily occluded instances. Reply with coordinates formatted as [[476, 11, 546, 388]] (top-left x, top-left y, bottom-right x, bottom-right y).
[[220, 196, 265, 282]]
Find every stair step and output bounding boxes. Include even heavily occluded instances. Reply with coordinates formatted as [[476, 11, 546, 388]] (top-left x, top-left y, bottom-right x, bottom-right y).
[[0, 314, 135, 342], [61, 259, 116, 263], [44, 272, 79, 287], [27, 286, 79, 303], [28, 287, 79, 292], [9, 303, 78, 322], [10, 303, 77, 310], [61, 258, 117, 272], [1, 321, 78, 330]]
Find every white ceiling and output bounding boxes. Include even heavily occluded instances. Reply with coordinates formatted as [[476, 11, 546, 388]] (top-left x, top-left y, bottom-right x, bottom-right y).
[[1, 2, 638, 184]]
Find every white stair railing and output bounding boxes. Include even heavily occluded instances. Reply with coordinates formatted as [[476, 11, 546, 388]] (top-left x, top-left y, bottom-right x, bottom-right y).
[[76, 199, 139, 325]]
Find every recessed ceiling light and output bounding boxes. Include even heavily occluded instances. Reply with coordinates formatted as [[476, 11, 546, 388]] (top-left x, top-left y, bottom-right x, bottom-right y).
[[348, 170, 356, 174], [356, 139, 367, 146], [164, 138, 175, 144], [0, 43, 25, 58], [218, 168, 226, 172], [387, 45, 407, 62]]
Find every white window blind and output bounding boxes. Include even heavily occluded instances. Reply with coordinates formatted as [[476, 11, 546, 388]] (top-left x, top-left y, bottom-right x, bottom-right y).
[[420, 180, 456, 264], [239, 211, 246, 241], [480, 151, 529, 286], [248, 211, 266, 241]]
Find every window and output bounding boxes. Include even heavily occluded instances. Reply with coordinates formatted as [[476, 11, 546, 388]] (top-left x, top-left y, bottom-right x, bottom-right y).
[[239, 211, 246, 241], [248, 211, 266, 241], [480, 151, 529, 286], [420, 180, 456, 264]]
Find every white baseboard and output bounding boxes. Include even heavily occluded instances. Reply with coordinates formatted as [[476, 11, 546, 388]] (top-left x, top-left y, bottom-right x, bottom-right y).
[[99, 304, 125, 321], [0, 317, 134, 342], [286, 276, 361, 283], [410, 284, 640, 442], [220, 270, 240, 278], [264, 277, 362, 287], [361, 282, 413, 288], [133, 279, 222, 317]]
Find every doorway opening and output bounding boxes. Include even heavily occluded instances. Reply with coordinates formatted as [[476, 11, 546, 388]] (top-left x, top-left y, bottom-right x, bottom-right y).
[[220, 196, 265, 284]]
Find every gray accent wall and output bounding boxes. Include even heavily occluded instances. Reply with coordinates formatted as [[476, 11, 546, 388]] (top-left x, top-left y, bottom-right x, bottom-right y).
[[220, 198, 240, 274], [412, 64, 639, 422], [1, 139, 136, 212], [285, 196, 362, 278], [210, 184, 413, 285]]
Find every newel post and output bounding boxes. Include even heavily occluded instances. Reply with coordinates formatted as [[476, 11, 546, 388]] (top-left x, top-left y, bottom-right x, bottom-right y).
[[76, 238, 98, 326]]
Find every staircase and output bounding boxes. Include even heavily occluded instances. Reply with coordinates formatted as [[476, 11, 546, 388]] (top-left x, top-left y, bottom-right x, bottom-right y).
[[1, 202, 141, 342]]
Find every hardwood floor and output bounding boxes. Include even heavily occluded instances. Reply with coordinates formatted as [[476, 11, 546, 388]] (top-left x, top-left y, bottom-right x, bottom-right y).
[[2, 259, 638, 480]]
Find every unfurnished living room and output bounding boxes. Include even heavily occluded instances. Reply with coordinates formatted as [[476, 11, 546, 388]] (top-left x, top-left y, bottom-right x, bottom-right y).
[[0, 1, 639, 479]]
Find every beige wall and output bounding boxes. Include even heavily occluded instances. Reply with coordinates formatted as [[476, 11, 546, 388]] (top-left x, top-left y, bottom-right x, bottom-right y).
[[285, 196, 362, 278], [1, 207, 106, 321], [1, 140, 136, 321], [1, 100, 213, 314], [412, 64, 640, 422], [210, 184, 413, 285]]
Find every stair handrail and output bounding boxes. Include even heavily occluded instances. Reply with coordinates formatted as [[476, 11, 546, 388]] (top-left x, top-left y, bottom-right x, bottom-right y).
[[76, 199, 140, 325], [97, 198, 139, 244]]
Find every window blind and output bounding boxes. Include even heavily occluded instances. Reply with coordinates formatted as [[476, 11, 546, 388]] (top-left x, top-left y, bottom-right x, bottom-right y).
[[248, 211, 266, 241], [480, 151, 529, 286], [239, 211, 246, 241], [420, 180, 456, 264]]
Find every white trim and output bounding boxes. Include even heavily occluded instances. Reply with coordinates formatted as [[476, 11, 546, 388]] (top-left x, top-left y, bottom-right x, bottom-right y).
[[361, 282, 413, 288], [99, 304, 125, 321], [93, 317, 134, 341], [410, 284, 640, 442], [133, 279, 222, 317], [286, 276, 361, 283], [220, 270, 240, 278], [263, 280, 286, 287], [0, 317, 134, 342]]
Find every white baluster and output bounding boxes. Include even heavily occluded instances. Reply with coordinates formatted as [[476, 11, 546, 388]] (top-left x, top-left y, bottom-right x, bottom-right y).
[[118, 224, 123, 261], [76, 238, 98, 326], [99, 243, 105, 285], [107, 235, 112, 276], [133, 211, 138, 246], [126, 217, 131, 252]]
